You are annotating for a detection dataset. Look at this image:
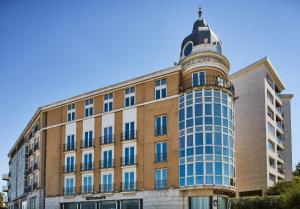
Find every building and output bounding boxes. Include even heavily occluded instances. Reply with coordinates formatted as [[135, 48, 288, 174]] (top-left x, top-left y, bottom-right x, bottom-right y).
[[230, 58, 293, 196]]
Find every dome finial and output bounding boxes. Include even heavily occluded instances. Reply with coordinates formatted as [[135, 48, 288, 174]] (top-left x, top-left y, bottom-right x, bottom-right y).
[[198, 7, 202, 19]]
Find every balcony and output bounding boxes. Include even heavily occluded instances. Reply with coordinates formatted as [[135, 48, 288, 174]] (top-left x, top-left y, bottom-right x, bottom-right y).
[[2, 185, 8, 192], [2, 174, 9, 181], [179, 75, 235, 95], [33, 183, 39, 190], [34, 162, 40, 170], [155, 180, 167, 189], [278, 167, 284, 175], [28, 166, 33, 175], [63, 143, 76, 152], [277, 122, 284, 132], [277, 135, 284, 145], [99, 159, 115, 169], [276, 107, 283, 118], [155, 126, 167, 136], [80, 185, 94, 194], [80, 163, 94, 172], [34, 143, 39, 151], [121, 156, 137, 166], [120, 182, 140, 192], [100, 184, 115, 193], [155, 153, 167, 163], [121, 130, 138, 141], [100, 135, 115, 145], [64, 187, 76, 196], [63, 165, 76, 174], [28, 149, 33, 156], [81, 140, 94, 149], [277, 151, 285, 161]]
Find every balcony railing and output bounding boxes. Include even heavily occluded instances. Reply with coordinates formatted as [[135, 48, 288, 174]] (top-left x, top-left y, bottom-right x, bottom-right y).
[[34, 162, 40, 170], [155, 153, 167, 163], [64, 187, 76, 196], [120, 182, 140, 192], [100, 159, 115, 169], [81, 140, 94, 149], [33, 183, 39, 190], [121, 130, 138, 141], [80, 163, 94, 171], [121, 156, 137, 166], [100, 184, 115, 193], [2, 174, 9, 181], [155, 180, 167, 189], [28, 149, 33, 156], [34, 143, 39, 151], [278, 167, 284, 174], [63, 165, 76, 174], [277, 152, 285, 160], [155, 126, 167, 136], [100, 135, 115, 145], [28, 166, 33, 174], [276, 108, 283, 118], [180, 75, 235, 95], [277, 135, 284, 145], [277, 122, 284, 131], [64, 143, 76, 152], [80, 186, 94, 194]]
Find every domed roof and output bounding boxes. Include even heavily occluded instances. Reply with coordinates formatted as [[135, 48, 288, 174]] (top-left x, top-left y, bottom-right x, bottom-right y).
[[180, 8, 223, 60]]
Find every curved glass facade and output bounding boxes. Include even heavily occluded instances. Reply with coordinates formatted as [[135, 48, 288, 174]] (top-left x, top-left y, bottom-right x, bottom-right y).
[[179, 88, 235, 188]]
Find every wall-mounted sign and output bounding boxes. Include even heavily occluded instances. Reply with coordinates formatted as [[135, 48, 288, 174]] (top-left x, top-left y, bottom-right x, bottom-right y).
[[86, 196, 106, 201]]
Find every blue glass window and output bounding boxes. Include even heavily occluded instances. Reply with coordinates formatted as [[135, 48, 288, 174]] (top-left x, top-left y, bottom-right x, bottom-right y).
[[184, 42, 193, 56], [195, 117, 203, 126], [125, 87, 135, 107], [155, 168, 168, 189], [124, 146, 135, 165], [195, 133, 203, 145], [205, 117, 212, 125], [104, 93, 113, 112], [192, 72, 206, 87], [103, 150, 113, 168], [195, 104, 203, 117], [187, 135, 193, 147], [180, 164, 185, 178], [187, 164, 194, 176], [187, 106, 193, 118], [195, 146, 203, 155], [214, 103, 221, 116], [215, 146, 222, 155], [102, 173, 113, 193], [180, 137, 185, 149], [223, 134, 229, 147], [124, 122, 135, 140], [205, 133, 212, 144], [205, 146, 213, 154], [179, 109, 185, 122], [156, 142, 167, 162], [196, 162, 203, 175], [155, 79, 167, 100], [196, 176, 204, 184], [155, 115, 167, 136], [215, 162, 222, 175], [103, 127, 113, 144], [187, 147, 194, 156], [206, 162, 213, 175], [205, 104, 212, 115], [215, 133, 222, 145], [222, 105, 228, 118], [206, 176, 213, 184]]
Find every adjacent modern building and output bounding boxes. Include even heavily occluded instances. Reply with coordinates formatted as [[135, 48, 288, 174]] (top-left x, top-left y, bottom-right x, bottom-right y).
[[2, 8, 293, 209], [230, 58, 293, 196]]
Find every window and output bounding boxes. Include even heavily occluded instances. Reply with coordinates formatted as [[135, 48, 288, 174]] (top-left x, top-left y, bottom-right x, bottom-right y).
[[125, 87, 135, 107], [82, 153, 93, 171], [269, 157, 275, 168], [83, 131, 93, 148], [268, 140, 275, 152], [155, 115, 167, 136], [217, 197, 228, 209], [104, 93, 113, 112], [268, 122, 275, 136], [267, 90, 274, 104], [155, 79, 167, 100], [66, 156, 75, 173], [267, 106, 274, 120], [84, 99, 94, 117], [155, 168, 167, 189], [217, 76, 225, 87], [190, 197, 211, 209], [102, 126, 113, 144], [123, 171, 135, 191], [102, 173, 113, 193], [192, 72, 206, 87], [123, 122, 136, 140], [269, 173, 276, 185], [67, 104, 76, 121], [102, 149, 113, 168], [82, 175, 93, 193], [66, 134, 75, 151], [123, 146, 135, 166], [155, 142, 167, 162], [65, 177, 75, 195]]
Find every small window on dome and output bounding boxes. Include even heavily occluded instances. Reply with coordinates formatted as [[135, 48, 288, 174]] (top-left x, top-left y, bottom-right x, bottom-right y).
[[183, 42, 193, 57], [216, 42, 222, 54]]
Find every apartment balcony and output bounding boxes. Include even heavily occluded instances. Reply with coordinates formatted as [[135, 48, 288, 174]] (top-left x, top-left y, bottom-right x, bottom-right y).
[[63, 143, 76, 152], [25, 186, 33, 193], [33, 183, 39, 190], [121, 130, 138, 142], [100, 135, 115, 145], [275, 93, 283, 106], [277, 135, 284, 145], [278, 167, 284, 175], [34, 143, 39, 152], [277, 150, 285, 161], [179, 75, 235, 95], [2, 174, 9, 181], [120, 182, 140, 192], [80, 163, 94, 172], [155, 126, 167, 136], [155, 180, 167, 190], [121, 156, 137, 166], [277, 122, 284, 132], [80, 185, 94, 194], [276, 107, 283, 119], [28, 166, 33, 175], [100, 184, 115, 193], [64, 187, 76, 196], [34, 162, 40, 170], [81, 140, 94, 149], [155, 153, 167, 163], [2, 185, 8, 192], [99, 159, 115, 169], [28, 149, 33, 156], [63, 165, 76, 174]]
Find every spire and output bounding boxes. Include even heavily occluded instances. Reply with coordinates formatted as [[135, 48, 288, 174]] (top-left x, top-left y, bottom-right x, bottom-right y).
[[198, 7, 202, 20]]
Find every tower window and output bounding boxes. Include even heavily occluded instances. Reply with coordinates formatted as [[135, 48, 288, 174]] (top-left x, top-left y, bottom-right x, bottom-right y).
[[183, 42, 193, 57]]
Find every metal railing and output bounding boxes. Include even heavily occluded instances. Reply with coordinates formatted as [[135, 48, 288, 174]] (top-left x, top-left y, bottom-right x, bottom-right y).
[[81, 140, 94, 149], [80, 186, 94, 194], [100, 135, 115, 145], [100, 184, 115, 193], [99, 159, 115, 169], [121, 130, 138, 141], [121, 156, 137, 166], [120, 182, 140, 192], [64, 187, 76, 196], [180, 75, 235, 95], [155, 153, 167, 163], [64, 143, 76, 152], [155, 126, 167, 136], [80, 163, 94, 171], [63, 165, 76, 173], [155, 180, 167, 189]]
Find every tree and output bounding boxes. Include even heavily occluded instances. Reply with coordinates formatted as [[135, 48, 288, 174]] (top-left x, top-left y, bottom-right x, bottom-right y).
[[0, 192, 5, 207], [293, 161, 300, 176]]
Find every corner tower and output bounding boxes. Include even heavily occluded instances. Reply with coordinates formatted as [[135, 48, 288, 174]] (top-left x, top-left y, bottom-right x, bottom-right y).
[[178, 8, 236, 207]]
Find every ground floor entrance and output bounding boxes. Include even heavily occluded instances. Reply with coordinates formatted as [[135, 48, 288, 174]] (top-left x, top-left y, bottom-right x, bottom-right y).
[[61, 199, 142, 209]]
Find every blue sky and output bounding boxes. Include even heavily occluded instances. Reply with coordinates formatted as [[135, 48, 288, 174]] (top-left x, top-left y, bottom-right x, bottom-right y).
[[0, 0, 299, 186]]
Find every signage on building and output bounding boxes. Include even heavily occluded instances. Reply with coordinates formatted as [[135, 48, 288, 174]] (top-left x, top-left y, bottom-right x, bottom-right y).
[[86, 196, 106, 201]]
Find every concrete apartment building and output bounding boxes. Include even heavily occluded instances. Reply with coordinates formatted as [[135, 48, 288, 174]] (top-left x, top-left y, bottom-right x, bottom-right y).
[[230, 58, 293, 196], [1, 8, 293, 209]]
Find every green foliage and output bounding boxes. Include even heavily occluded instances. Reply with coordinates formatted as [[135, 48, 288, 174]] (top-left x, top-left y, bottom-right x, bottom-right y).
[[265, 181, 293, 196], [293, 161, 300, 176], [230, 196, 284, 209], [281, 180, 300, 209]]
